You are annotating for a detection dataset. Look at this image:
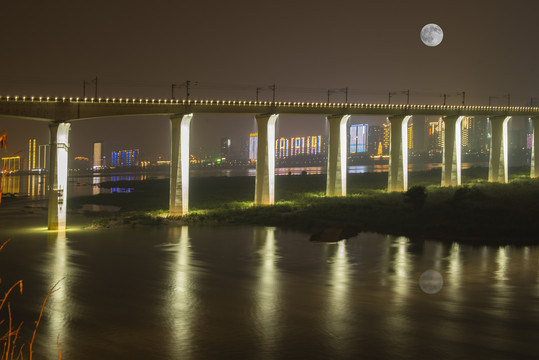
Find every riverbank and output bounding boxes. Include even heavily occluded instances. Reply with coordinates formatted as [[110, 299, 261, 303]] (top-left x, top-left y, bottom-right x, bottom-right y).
[[63, 166, 539, 244]]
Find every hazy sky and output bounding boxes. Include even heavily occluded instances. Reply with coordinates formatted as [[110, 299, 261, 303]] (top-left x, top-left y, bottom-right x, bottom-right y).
[[1, 0, 538, 160]]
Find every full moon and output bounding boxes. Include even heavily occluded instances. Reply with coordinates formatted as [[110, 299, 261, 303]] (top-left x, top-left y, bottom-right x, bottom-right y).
[[420, 23, 443, 47]]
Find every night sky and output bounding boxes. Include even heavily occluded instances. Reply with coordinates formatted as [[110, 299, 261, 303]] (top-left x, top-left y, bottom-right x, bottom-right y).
[[1, 0, 538, 161]]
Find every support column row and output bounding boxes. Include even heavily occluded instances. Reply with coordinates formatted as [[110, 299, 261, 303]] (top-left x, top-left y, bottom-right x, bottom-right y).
[[488, 116, 511, 183], [254, 114, 278, 205], [326, 115, 350, 197], [388, 115, 412, 192], [254, 113, 350, 205], [441, 116, 464, 186], [48, 122, 71, 230], [170, 114, 193, 216]]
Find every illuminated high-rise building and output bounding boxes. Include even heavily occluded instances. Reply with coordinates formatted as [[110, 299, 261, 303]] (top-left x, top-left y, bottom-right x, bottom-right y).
[[2, 156, 21, 171], [306, 135, 321, 154], [407, 122, 413, 150], [350, 124, 368, 153], [93, 142, 103, 169], [290, 137, 306, 156], [276, 135, 321, 158], [428, 118, 444, 151], [461, 117, 473, 150], [276, 137, 289, 158], [220, 137, 231, 161], [252, 133, 321, 161], [368, 125, 383, 155], [37, 144, 49, 170], [111, 149, 140, 167], [382, 122, 391, 154], [28, 139, 37, 170], [249, 133, 258, 162]]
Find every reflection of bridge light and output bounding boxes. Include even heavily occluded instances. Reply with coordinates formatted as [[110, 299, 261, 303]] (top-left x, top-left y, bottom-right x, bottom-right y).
[[495, 246, 509, 281], [394, 237, 410, 287], [448, 243, 462, 290], [169, 226, 195, 358], [325, 240, 350, 354], [46, 230, 68, 357], [253, 227, 279, 356], [329, 241, 348, 307]]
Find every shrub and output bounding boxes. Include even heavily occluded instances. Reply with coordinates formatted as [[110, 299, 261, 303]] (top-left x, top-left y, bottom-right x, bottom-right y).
[[404, 185, 428, 209]]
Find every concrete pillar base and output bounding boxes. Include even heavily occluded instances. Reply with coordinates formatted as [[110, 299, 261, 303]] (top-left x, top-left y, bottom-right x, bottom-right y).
[[388, 115, 412, 192], [48, 122, 71, 230], [488, 116, 511, 183], [255, 114, 278, 205], [170, 114, 193, 216], [441, 116, 464, 186], [326, 115, 350, 196]]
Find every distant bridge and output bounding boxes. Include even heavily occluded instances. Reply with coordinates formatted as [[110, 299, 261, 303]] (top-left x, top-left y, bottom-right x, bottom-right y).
[[1, 96, 538, 230]]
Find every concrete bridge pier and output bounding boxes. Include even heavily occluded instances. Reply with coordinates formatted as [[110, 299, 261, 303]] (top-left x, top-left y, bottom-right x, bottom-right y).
[[441, 116, 464, 186], [531, 117, 539, 178], [488, 116, 511, 183], [170, 114, 193, 216], [388, 115, 412, 192], [48, 122, 71, 230], [326, 114, 350, 196], [255, 114, 278, 205]]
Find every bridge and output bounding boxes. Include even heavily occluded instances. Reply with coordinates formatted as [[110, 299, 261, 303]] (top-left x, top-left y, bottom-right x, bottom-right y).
[[1, 95, 538, 231]]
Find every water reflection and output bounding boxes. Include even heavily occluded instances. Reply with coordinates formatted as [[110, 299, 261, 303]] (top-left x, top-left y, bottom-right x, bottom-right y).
[[92, 176, 99, 196], [383, 235, 415, 344], [110, 175, 139, 193], [494, 246, 510, 281], [392, 236, 412, 300], [253, 227, 279, 359], [168, 226, 196, 360], [325, 241, 350, 353], [447, 243, 462, 294], [1, 226, 538, 359], [1, 174, 47, 197], [45, 230, 68, 359], [2, 175, 20, 195]]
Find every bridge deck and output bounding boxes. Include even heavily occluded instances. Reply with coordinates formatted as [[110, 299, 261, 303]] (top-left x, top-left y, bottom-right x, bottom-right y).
[[1, 97, 538, 121]]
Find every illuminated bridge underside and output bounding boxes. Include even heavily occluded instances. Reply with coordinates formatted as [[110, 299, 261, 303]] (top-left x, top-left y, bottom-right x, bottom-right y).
[[2, 98, 539, 229]]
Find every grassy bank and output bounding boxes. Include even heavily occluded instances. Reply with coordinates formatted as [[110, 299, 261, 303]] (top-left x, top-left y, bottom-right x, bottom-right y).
[[68, 166, 539, 243]]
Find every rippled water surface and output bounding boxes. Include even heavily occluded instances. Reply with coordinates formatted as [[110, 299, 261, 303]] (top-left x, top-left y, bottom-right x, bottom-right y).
[[0, 224, 538, 359]]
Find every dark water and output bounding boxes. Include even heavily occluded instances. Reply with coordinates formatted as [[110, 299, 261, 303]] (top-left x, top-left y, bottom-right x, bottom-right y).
[[0, 223, 538, 359]]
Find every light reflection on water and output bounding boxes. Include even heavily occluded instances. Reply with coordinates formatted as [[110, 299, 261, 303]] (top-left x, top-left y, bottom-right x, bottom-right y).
[[325, 241, 350, 354], [253, 227, 279, 360], [0, 226, 538, 359], [168, 226, 195, 360], [46, 230, 68, 354]]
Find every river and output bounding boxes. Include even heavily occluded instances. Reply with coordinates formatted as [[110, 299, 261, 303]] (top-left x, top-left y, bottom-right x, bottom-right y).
[[0, 222, 537, 359], [1, 162, 487, 199]]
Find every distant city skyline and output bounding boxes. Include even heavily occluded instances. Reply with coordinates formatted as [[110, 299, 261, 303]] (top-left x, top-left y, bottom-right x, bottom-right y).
[[7, 115, 533, 172]]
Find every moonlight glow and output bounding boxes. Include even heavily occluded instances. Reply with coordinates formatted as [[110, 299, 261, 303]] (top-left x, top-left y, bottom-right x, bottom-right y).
[[420, 24, 443, 47]]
